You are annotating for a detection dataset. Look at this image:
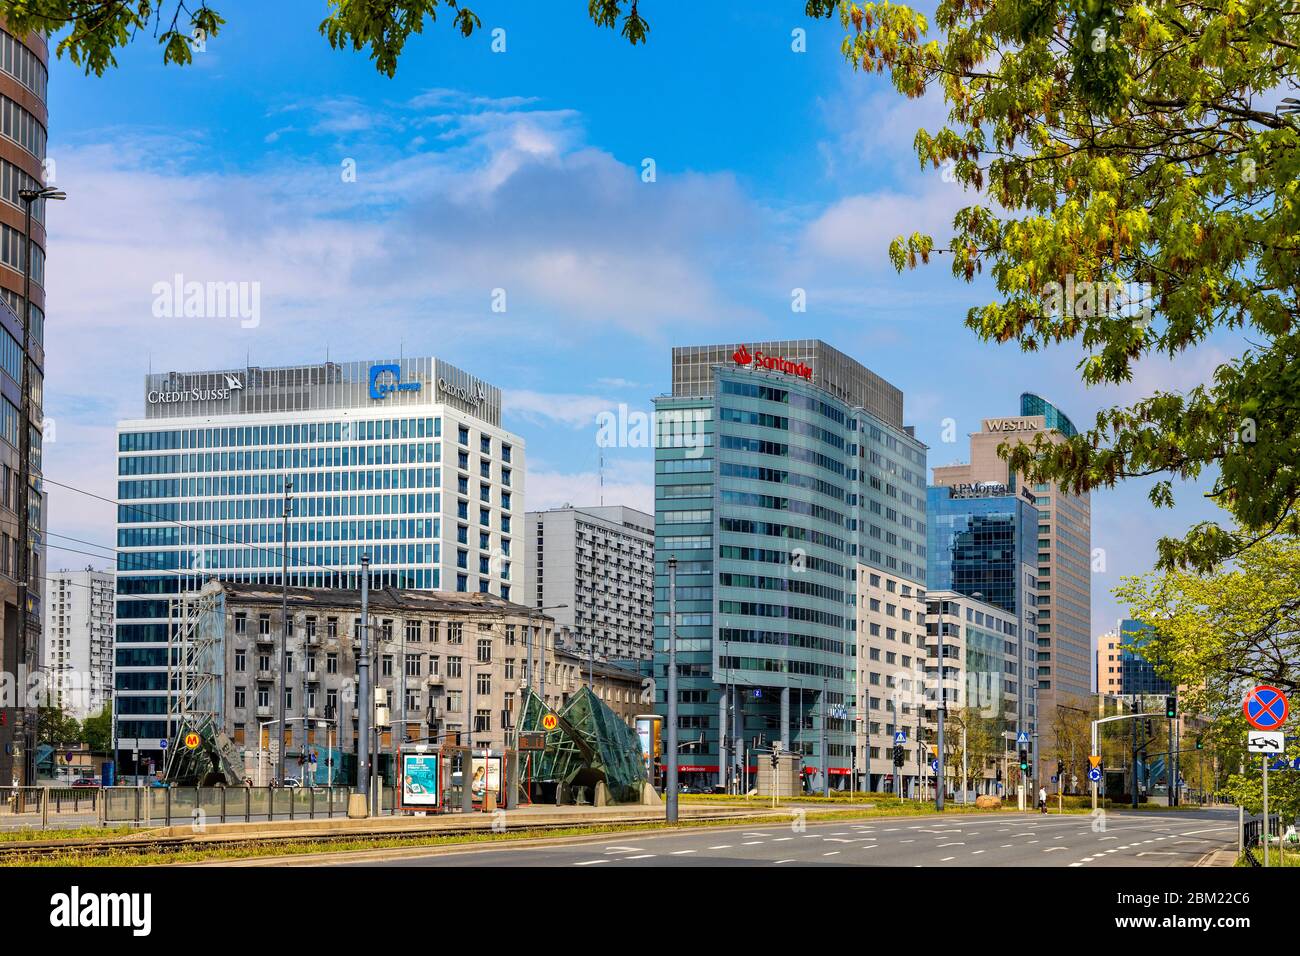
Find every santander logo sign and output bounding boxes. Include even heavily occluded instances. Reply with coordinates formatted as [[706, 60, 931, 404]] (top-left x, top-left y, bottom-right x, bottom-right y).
[[732, 344, 812, 381]]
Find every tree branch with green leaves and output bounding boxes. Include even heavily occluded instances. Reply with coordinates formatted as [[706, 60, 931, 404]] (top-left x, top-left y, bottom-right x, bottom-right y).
[[0, 0, 650, 77], [817, 0, 1300, 572]]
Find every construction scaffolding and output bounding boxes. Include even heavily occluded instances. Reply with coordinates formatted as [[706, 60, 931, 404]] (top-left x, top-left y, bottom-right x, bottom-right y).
[[163, 588, 244, 785]]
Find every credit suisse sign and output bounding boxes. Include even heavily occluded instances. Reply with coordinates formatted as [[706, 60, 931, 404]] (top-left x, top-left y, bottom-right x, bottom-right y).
[[148, 374, 244, 405], [732, 345, 812, 381]]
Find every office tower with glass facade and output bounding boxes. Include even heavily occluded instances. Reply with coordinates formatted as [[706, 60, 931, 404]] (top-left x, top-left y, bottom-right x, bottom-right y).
[[932, 393, 1091, 782], [925, 482, 1040, 754], [653, 340, 927, 791], [0, 20, 49, 786], [114, 357, 523, 774], [1115, 619, 1172, 696]]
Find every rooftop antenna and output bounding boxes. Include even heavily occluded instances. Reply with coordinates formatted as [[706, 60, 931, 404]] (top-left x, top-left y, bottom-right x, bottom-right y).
[[599, 451, 605, 506]]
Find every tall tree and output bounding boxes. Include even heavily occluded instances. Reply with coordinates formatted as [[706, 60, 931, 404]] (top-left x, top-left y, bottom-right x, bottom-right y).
[[37, 705, 82, 747], [82, 706, 112, 754], [0, 0, 648, 76], [808, 0, 1300, 572], [1116, 532, 1298, 808], [1114, 532, 1300, 702]]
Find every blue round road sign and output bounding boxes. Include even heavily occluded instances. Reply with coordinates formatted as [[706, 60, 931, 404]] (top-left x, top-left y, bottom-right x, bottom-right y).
[[159, 738, 168, 750], [1243, 685, 1289, 731], [1088, 767, 1102, 782], [930, 759, 939, 772]]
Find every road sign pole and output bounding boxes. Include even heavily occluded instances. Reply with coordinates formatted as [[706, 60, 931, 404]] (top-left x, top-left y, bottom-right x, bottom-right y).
[[1263, 756, 1270, 868], [936, 698, 945, 813]]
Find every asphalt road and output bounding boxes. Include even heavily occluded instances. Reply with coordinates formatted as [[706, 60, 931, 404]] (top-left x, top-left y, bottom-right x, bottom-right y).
[[333, 807, 1238, 867]]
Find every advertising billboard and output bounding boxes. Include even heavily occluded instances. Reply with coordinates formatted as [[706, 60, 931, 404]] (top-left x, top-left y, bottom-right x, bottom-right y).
[[470, 754, 502, 804], [398, 753, 441, 810]]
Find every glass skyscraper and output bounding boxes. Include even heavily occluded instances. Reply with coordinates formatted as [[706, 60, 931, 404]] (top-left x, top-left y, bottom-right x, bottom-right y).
[[654, 341, 927, 789], [113, 356, 523, 773], [926, 484, 1041, 742], [1118, 619, 1172, 696]]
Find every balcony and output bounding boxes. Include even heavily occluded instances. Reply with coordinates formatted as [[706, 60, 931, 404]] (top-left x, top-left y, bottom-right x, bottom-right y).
[[255, 632, 274, 646], [305, 671, 320, 683], [425, 674, 445, 687], [256, 670, 276, 683], [256, 705, 272, 718]]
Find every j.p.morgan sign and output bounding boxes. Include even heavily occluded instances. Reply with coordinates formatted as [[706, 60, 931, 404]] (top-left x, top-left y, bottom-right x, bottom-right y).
[[147, 374, 244, 405]]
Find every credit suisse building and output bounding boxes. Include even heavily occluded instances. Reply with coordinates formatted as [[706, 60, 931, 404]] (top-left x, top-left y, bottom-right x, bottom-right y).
[[114, 357, 523, 766], [653, 341, 927, 789]]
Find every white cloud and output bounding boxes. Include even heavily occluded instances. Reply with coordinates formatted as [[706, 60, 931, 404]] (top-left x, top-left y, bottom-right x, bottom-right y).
[[803, 187, 965, 265], [505, 390, 622, 430], [524, 457, 654, 514]]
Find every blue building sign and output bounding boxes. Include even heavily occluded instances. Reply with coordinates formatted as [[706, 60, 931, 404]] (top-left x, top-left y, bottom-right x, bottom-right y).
[[369, 364, 422, 400]]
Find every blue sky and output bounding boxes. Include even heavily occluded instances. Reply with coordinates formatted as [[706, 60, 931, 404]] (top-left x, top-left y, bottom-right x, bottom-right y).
[[41, 1, 1229, 648]]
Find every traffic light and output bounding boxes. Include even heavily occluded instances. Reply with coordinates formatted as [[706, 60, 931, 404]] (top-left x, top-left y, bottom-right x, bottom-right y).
[[892, 744, 905, 767], [1145, 719, 1153, 737], [770, 751, 779, 769], [1165, 696, 1177, 719], [1018, 749, 1029, 772], [1057, 760, 1064, 775], [1195, 736, 1204, 751]]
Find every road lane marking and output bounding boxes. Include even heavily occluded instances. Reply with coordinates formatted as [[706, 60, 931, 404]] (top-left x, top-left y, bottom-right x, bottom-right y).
[[671, 850, 697, 855], [742, 841, 764, 845], [824, 851, 841, 856], [708, 845, 732, 850], [940, 856, 956, 861], [937, 842, 965, 847], [624, 854, 655, 860], [1044, 847, 1068, 852], [971, 850, 985, 855], [575, 859, 610, 866]]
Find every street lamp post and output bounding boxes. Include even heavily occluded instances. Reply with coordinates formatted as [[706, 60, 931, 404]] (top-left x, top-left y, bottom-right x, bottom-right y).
[[275, 479, 293, 785], [666, 556, 679, 822], [16, 186, 64, 787], [356, 555, 372, 812]]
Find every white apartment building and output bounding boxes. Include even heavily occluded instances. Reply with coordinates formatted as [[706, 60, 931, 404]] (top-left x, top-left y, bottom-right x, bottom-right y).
[[855, 565, 930, 795], [525, 505, 654, 662], [42, 568, 115, 719]]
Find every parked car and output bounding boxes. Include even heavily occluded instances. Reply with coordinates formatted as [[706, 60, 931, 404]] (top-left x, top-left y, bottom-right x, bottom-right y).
[[70, 777, 100, 789], [282, 777, 302, 789]]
